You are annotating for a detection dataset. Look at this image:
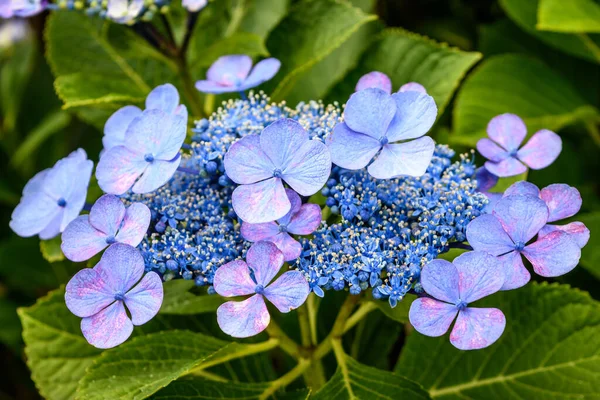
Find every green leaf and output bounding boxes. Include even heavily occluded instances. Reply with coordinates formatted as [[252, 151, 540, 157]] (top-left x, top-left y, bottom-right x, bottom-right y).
[[0, 238, 57, 295], [239, 0, 291, 39], [396, 283, 600, 399], [499, 0, 600, 63], [40, 236, 66, 263], [579, 213, 600, 279], [265, 0, 378, 102], [371, 293, 415, 323], [452, 54, 598, 146], [0, 298, 23, 352], [313, 351, 431, 399], [326, 28, 482, 116], [537, 0, 600, 33], [160, 280, 224, 315]]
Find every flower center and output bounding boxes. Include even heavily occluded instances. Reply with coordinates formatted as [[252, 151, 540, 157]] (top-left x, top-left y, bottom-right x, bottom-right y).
[[144, 153, 155, 163], [456, 300, 468, 311], [278, 224, 288, 233], [57, 198, 67, 207], [254, 284, 265, 295], [272, 168, 283, 178], [514, 241, 525, 252], [509, 149, 518, 157], [106, 236, 117, 245], [114, 292, 125, 301], [379, 136, 389, 146]]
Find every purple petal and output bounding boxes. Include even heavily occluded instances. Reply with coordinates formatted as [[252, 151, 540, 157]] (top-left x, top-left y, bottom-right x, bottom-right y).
[[477, 138, 509, 163], [482, 192, 502, 214], [450, 307, 506, 350], [386, 91, 437, 142], [131, 157, 181, 194], [517, 129, 562, 170], [493, 195, 549, 244], [232, 178, 290, 223], [216, 295, 270, 338], [213, 260, 256, 297], [476, 167, 498, 193], [540, 184, 581, 222], [124, 110, 186, 161], [281, 139, 331, 196], [483, 157, 528, 178], [89, 194, 125, 236], [44, 149, 93, 202], [103, 106, 142, 150], [539, 222, 590, 248], [498, 250, 530, 290], [355, 71, 392, 94], [40, 211, 66, 240], [344, 88, 396, 140], [398, 82, 427, 94], [264, 270, 309, 312], [277, 189, 302, 227], [81, 301, 133, 349], [326, 122, 381, 170], [94, 243, 145, 294], [61, 216, 109, 262], [124, 272, 163, 325], [260, 119, 309, 169], [466, 214, 514, 255], [368, 137, 435, 179], [239, 58, 281, 91], [486, 114, 526, 153], [270, 232, 303, 261], [454, 251, 505, 303], [10, 193, 60, 237], [287, 203, 322, 235], [115, 202, 151, 246], [96, 146, 147, 195], [224, 135, 274, 185], [246, 241, 284, 287], [503, 181, 540, 197], [183, 0, 207, 11], [207, 55, 253, 86], [195, 80, 239, 94], [409, 297, 458, 337], [22, 168, 49, 196], [61, 158, 93, 233], [145, 84, 180, 115], [241, 221, 279, 242], [523, 231, 581, 277], [65, 268, 114, 318], [420, 259, 460, 304]]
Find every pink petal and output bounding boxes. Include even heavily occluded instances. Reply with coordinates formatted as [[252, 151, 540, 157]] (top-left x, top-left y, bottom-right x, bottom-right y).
[[241, 221, 279, 242], [65, 268, 114, 318], [539, 222, 590, 248], [326, 122, 381, 170], [115, 202, 151, 246], [213, 260, 256, 297], [344, 88, 396, 140], [483, 157, 527, 178], [409, 297, 458, 337], [246, 241, 284, 287], [131, 157, 180, 194], [81, 301, 133, 349], [355, 71, 392, 94], [540, 184, 581, 222], [420, 259, 460, 304], [239, 58, 281, 90], [281, 139, 331, 196], [486, 114, 526, 153], [368, 137, 435, 179], [277, 189, 302, 227], [61, 216, 109, 262], [287, 203, 322, 235], [94, 243, 145, 294], [498, 250, 531, 291], [386, 91, 437, 142], [96, 146, 147, 195], [232, 178, 290, 223], [216, 295, 270, 338], [493, 195, 549, 244], [270, 232, 303, 261], [523, 231, 581, 277], [477, 138, 509, 162], [89, 194, 125, 236], [503, 181, 540, 197], [195, 80, 237, 94], [517, 129, 562, 170], [466, 214, 515, 256], [124, 272, 163, 325], [398, 82, 427, 94], [453, 251, 504, 303], [224, 135, 274, 185], [450, 307, 505, 350], [264, 270, 309, 312], [260, 119, 309, 169], [207, 55, 252, 86]]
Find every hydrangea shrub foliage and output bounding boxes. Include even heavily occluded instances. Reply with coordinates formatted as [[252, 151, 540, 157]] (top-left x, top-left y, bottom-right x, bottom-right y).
[[3, 1, 600, 399]]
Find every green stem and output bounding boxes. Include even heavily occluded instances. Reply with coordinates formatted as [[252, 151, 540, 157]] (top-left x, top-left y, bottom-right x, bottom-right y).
[[344, 301, 377, 333], [266, 320, 302, 359], [258, 359, 311, 400], [191, 369, 229, 382], [177, 57, 204, 118], [297, 304, 312, 347], [313, 294, 361, 360], [331, 339, 356, 398], [350, 318, 366, 359], [307, 293, 320, 345]]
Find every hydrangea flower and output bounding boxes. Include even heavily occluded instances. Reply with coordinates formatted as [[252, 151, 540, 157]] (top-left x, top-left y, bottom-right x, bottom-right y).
[[467, 194, 581, 290], [477, 114, 562, 177], [1, 0, 46, 18], [213, 241, 309, 338], [182, 0, 206, 12], [96, 109, 187, 195], [355, 71, 392, 93], [61, 194, 151, 262], [327, 88, 437, 179], [224, 118, 331, 223], [103, 84, 188, 152], [10, 149, 93, 239], [195, 55, 281, 94], [241, 189, 321, 261], [409, 251, 506, 350], [398, 82, 427, 94], [65, 244, 163, 349]]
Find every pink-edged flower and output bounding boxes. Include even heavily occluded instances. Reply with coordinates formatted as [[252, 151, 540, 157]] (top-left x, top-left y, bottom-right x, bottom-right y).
[[477, 114, 562, 177], [65, 244, 163, 349], [61, 194, 150, 262], [355, 71, 427, 95], [241, 189, 321, 261], [409, 251, 506, 350], [213, 241, 309, 338]]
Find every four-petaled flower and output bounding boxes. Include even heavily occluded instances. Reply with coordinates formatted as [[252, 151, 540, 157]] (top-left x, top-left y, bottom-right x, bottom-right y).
[[477, 113, 562, 177], [10, 149, 93, 239], [467, 194, 581, 290], [409, 251, 506, 350], [224, 118, 331, 223], [241, 189, 322, 261], [103, 83, 188, 152], [65, 244, 163, 349], [195, 55, 281, 94], [213, 241, 310, 338], [327, 88, 437, 179], [61, 194, 151, 262], [96, 109, 187, 195]]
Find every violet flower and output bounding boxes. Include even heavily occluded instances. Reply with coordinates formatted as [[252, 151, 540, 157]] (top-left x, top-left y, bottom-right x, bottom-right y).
[[467, 194, 581, 290], [327, 88, 437, 179], [61, 194, 151, 262], [106, 0, 144, 24], [195, 55, 281, 94], [10, 149, 93, 239], [241, 189, 322, 261], [398, 82, 427, 94], [213, 241, 309, 338], [477, 113, 562, 177], [409, 251, 506, 350], [65, 244, 163, 349], [1, 0, 46, 18], [224, 118, 331, 223], [182, 0, 206, 12], [355, 71, 392, 94]]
